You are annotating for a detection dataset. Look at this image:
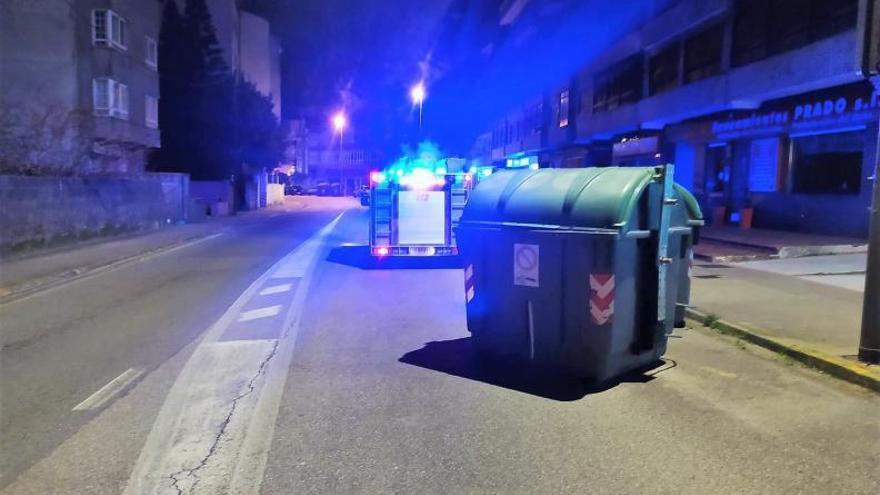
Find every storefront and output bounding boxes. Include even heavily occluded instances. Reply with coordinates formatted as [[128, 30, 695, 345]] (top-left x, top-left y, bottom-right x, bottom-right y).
[[666, 80, 879, 238], [611, 134, 667, 167]]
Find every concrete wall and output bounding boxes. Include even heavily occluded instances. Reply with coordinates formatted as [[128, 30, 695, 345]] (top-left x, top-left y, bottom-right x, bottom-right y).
[[190, 180, 234, 216], [0, 0, 78, 110], [266, 183, 284, 206], [0, 173, 189, 253]]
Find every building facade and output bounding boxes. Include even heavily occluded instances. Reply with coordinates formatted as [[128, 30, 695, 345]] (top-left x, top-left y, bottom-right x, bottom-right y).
[[305, 130, 384, 194], [479, 0, 880, 238], [1, 0, 162, 174]]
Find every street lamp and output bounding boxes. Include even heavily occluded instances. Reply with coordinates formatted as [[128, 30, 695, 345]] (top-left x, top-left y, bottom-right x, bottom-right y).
[[331, 111, 347, 196], [410, 82, 426, 131]]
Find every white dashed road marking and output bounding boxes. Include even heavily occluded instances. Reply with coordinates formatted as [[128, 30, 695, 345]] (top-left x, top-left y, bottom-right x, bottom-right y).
[[238, 305, 282, 322], [72, 368, 145, 412], [258, 284, 293, 296], [124, 212, 344, 495]]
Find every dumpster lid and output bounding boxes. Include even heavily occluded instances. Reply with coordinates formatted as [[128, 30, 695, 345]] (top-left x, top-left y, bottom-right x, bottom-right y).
[[460, 167, 702, 230]]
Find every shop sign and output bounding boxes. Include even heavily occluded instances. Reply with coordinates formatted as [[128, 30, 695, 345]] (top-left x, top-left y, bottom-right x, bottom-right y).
[[711, 83, 880, 138]]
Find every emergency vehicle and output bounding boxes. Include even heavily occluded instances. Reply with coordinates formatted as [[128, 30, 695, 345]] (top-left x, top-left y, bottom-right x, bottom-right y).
[[368, 158, 478, 257]]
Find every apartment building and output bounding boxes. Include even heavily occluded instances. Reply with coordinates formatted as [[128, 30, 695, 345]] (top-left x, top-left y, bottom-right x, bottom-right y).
[[1, 0, 162, 174], [305, 130, 385, 194], [481, 0, 880, 238]]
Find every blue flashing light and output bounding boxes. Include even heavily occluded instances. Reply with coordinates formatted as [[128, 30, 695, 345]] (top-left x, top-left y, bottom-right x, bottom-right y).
[[480, 168, 493, 177], [529, 163, 539, 170], [400, 168, 439, 190]]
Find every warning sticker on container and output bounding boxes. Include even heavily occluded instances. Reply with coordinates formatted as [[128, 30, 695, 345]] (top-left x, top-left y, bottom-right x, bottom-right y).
[[513, 243, 539, 287], [589, 274, 615, 326]]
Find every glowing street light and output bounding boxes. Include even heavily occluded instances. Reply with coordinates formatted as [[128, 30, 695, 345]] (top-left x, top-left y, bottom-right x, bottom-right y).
[[331, 111, 347, 195], [331, 111, 347, 133], [410, 82, 426, 130]]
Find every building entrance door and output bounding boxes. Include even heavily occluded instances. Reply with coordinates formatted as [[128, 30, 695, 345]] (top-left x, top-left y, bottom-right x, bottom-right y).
[[704, 144, 731, 225]]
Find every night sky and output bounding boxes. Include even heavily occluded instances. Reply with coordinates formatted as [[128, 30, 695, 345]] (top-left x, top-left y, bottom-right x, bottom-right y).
[[252, 0, 674, 154]]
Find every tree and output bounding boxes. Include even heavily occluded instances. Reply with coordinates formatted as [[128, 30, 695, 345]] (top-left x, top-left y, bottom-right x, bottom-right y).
[[0, 98, 90, 176], [152, 0, 190, 174], [150, 0, 281, 181]]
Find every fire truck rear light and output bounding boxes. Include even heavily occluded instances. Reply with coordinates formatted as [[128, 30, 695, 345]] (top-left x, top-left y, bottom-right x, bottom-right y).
[[370, 171, 386, 185], [374, 247, 389, 256]]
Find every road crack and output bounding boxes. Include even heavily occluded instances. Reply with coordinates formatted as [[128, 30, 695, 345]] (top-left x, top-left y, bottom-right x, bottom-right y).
[[167, 339, 280, 495]]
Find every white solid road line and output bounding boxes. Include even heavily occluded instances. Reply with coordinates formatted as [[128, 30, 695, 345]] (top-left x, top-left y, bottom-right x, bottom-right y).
[[238, 305, 282, 322], [72, 368, 146, 412], [258, 283, 293, 296]]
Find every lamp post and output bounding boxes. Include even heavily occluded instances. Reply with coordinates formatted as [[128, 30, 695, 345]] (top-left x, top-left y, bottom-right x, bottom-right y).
[[859, 75, 880, 364], [410, 82, 426, 133], [332, 111, 347, 196]]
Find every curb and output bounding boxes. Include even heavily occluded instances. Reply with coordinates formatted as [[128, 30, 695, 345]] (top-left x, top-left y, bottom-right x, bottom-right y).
[[0, 232, 224, 306], [686, 308, 880, 393]]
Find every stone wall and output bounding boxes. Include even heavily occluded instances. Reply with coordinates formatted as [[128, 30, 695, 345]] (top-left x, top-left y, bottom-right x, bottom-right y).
[[191, 180, 235, 217], [0, 173, 189, 254]]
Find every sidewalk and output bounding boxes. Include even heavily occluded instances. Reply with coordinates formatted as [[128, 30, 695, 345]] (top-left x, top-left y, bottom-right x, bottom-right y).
[[688, 260, 879, 391], [0, 196, 352, 304], [695, 226, 867, 262], [0, 220, 233, 303]]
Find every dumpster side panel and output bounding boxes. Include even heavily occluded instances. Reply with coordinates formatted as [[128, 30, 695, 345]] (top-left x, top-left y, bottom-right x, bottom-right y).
[[460, 227, 498, 338], [520, 233, 565, 364], [561, 234, 616, 380], [477, 229, 531, 358]]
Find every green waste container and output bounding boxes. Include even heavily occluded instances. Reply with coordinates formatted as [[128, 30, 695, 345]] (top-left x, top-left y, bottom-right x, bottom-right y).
[[457, 165, 703, 382]]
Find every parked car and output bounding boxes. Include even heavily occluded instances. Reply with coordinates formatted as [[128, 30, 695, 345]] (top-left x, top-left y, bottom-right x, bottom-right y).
[[316, 182, 342, 196], [356, 185, 370, 206], [284, 184, 304, 196]]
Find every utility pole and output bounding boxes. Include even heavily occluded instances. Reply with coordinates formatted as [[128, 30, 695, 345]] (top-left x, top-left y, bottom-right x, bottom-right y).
[[858, 75, 880, 364], [339, 129, 344, 196]]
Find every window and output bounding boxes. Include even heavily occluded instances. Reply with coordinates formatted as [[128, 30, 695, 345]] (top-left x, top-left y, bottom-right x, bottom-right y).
[[93, 79, 110, 115], [790, 130, 863, 195], [92, 10, 107, 44], [684, 24, 723, 83], [145, 36, 158, 69], [557, 90, 570, 127], [649, 44, 679, 95], [92, 10, 127, 50], [114, 83, 129, 119], [732, 0, 858, 67], [592, 54, 644, 113], [145, 95, 159, 129], [92, 78, 129, 119]]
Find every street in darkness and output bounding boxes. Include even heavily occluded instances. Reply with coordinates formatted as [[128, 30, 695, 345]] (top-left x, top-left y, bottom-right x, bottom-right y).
[[1, 0, 879, 493]]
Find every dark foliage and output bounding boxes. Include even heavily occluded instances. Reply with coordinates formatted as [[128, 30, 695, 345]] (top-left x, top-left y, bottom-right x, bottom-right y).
[[150, 0, 280, 180]]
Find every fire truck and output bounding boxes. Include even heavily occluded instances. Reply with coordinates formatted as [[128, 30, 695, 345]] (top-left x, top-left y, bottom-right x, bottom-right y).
[[368, 158, 480, 257]]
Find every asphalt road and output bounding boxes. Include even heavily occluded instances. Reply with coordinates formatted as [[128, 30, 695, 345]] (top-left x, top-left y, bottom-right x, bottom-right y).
[[0, 199, 345, 491], [1, 197, 878, 494]]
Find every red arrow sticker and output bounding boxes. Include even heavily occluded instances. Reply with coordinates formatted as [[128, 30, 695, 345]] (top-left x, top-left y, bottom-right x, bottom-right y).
[[589, 274, 615, 326]]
